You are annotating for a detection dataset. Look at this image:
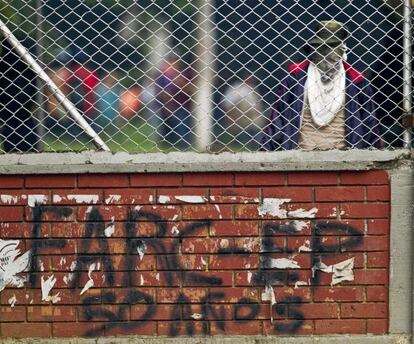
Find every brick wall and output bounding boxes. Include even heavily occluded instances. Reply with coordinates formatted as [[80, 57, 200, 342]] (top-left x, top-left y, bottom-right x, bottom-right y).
[[0, 171, 390, 338]]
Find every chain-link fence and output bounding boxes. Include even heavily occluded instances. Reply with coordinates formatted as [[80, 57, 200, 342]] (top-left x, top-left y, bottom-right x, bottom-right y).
[[0, 0, 413, 154]]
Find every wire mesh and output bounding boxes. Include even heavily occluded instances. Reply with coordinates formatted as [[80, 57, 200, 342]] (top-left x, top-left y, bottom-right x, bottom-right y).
[[0, 0, 413, 153]]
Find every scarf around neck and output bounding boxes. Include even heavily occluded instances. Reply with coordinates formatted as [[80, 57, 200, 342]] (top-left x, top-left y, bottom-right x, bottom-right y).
[[306, 62, 346, 127]]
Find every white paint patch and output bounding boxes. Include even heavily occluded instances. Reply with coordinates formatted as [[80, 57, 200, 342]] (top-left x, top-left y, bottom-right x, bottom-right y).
[[329, 207, 338, 217], [8, 294, 17, 307], [243, 238, 256, 252], [135, 205, 142, 212], [38, 258, 45, 272], [292, 220, 308, 232], [191, 313, 203, 320], [214, 204, 223, 219], [258, 198, 291, 218], [175, 196, 206, 203], [298, 240, 312, 252], [104, 216, 116, 237], [0, 239, 31, 292], [294, 281, 308, 289], [59, 257, 66, 267], [201, 257, 207, 266], [266, 257, 300, 269], [53, 195, 62, 203], [1, 195, 19, 204], [288, 207, 318, 218], [155, 273, 160, 281], [80, 263, 96, 295], [312, 257, 355, 286], [67, 194, 99, 204], [140, 275, 145, 286], [137, 241, 147, 261], [209, 196, 216, 201], [105, 194, 121, 204], [247, 271, 253, 284], [219, 239, 230, 249], [261, 284, 276, 323], [63, 273, 74, 285], [70, 261, 77, 271], [171, 226, 179, 235], [158, 195, 170, 204], [149, 195, 154, 203], [41, 275, 57, 301], [28, 195, 47, 207], [85, 206, 93, 214]]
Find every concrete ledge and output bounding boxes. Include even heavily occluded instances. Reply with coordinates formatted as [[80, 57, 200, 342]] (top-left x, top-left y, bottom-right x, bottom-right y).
[[0, 149, 410, 174], [0, 335, 411, 344]]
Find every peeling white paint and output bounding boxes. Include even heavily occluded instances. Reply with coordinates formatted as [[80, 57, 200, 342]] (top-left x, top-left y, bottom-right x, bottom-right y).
[[0, 195, 19, 204], [171, 226, 179, 235], [312, 257, 355, 286], [59, 257, 66, 267], [258, 198, 291, 218], [288, 207, 318, 218], [209, 196, 216, 201], [105, 194, 121, 204], [80, 263, 97, 295], [28, 195, 47, 207], [85, 206, 93, 214], [247, 271, 253, 284], [191, 313, 203, 320], [201, 257, 207, 266], [8, 294, 16, 307], [171, 214, 178, 221], [149, 195, 154, 203], [243, 238, 256, 252], [38, 258, 45, 272], [67, 194, 99, 204], [0, 239, 31, 291], [266, 257, 301, 269], [137, 241, 147, 261], [140, 275, 145, 286], [292, 220, 308, 232], [104, 216, 116, 238], [219, 239, 230, 248], [294, 281, 308, 289], [41, 275, 57, 301], [175, 195, 206, 203], [329, 207, 338, 217], [214, 204, 223, 219], [135, 205, 142, 212], [254, 198, 260, 203], [63, 273, 74, 285], [53, 195, 63, 203], [158, 195, 170, 204], [298, 240, 312, 252], [70, 261, 77, 271], [261, 284, 276, 323], [155, 273, 160, 281]]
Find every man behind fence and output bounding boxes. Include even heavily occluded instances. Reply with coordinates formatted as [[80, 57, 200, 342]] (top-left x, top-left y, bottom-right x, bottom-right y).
[[261, 20, 381, 151]]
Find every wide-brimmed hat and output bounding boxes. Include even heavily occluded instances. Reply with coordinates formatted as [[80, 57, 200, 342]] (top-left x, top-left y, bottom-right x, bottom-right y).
[[304, 20, 350, 53]]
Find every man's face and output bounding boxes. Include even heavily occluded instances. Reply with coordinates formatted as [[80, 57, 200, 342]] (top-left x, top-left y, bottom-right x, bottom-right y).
[[311, 43, 345, 82]]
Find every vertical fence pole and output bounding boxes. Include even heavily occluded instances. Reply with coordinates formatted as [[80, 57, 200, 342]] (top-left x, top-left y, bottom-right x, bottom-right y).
[[193, 0, 215, 151], [35, 0, 45, 151], [403, 0, 412, 148]]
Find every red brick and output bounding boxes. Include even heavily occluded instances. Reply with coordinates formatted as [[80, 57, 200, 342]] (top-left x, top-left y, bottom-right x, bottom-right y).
[[1, 323, 52, 338], [182, 238, 233, 253], [156, 188, 208, 204], [1, 222, 48, 238], [158, 255, 207, 271], [131, 205, 181, 222], [130, 173, 181, 187], [234, 204, 264, 219], [0, 190, 49, 206], [205, 287, 259, 303], [353, 269, 388, 285], [182, 204, 232, 220], [51, 190, 102, 205], [159, 221, 208, 238], [77, 238, 126, 254], [367, 319, 388, 334], [105, 321, 157, 336], [0, 306, 26, 321], [340, 170, 389, 185], [182, 271, 233, 286], [78, 271, 128, 288], [235, 172, 285, 186], [53, 322, 104, 337], [0, 176, 24, 188], [78, 304, 128, 321], [315, 319, 365, 334], [263, 187, 313, 202], [313, 287, 364, 302], [315, 253, 365, 269], [27, 306, 76, 322], [103, 188, 155, 205], [367, 286, 388, 302], [367, 252, 389, 267], [340, 203, 390, 219], [367, 185, 390, 201], [156, 288, 207, 303], [77, 205, 128, 221], [209, 255, 258, 270], [78, 174, 129, 188], [367, 219, 389, 235], [0, 206, 23, 221], [288, 172, 338, 185], [294, 303, 338, 319], [340, 236, 389, 252], [234, 237, 261, 253], [183, 172, 234, 186], [130, 271, 179, 287], [234, 303, 283, 321], [131, 304, 178, 321], [187, 304, 232, 320], [25, 207, 76, 222], [209, 187, 260, 203], [274, 287, 312, 303], [263, 319, 313, 335], [158, 321, 207, 336], [341, 303, 387, 318], [210, 221, 258, 236], [26, 239, 76, 255], [110, 255, 155, 271], [25, 175, 76, 188], [315, 186, 364, 202], [210, 320, 262, 335]]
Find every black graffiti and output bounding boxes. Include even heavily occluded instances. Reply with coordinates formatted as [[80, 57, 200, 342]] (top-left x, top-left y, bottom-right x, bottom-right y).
[[27, 205, 363, 337]]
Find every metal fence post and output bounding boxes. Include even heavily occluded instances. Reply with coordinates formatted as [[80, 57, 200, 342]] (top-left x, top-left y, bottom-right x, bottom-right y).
[[403, 0, 413, 148]]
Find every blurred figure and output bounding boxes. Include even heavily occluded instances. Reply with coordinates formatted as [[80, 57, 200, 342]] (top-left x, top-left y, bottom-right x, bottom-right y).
[[119, 85, 142, 121], [221, 72, 264, 150], [0, 39, 39, 152], [46, 47, 100, 136], [155, 55, 193, 149]]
